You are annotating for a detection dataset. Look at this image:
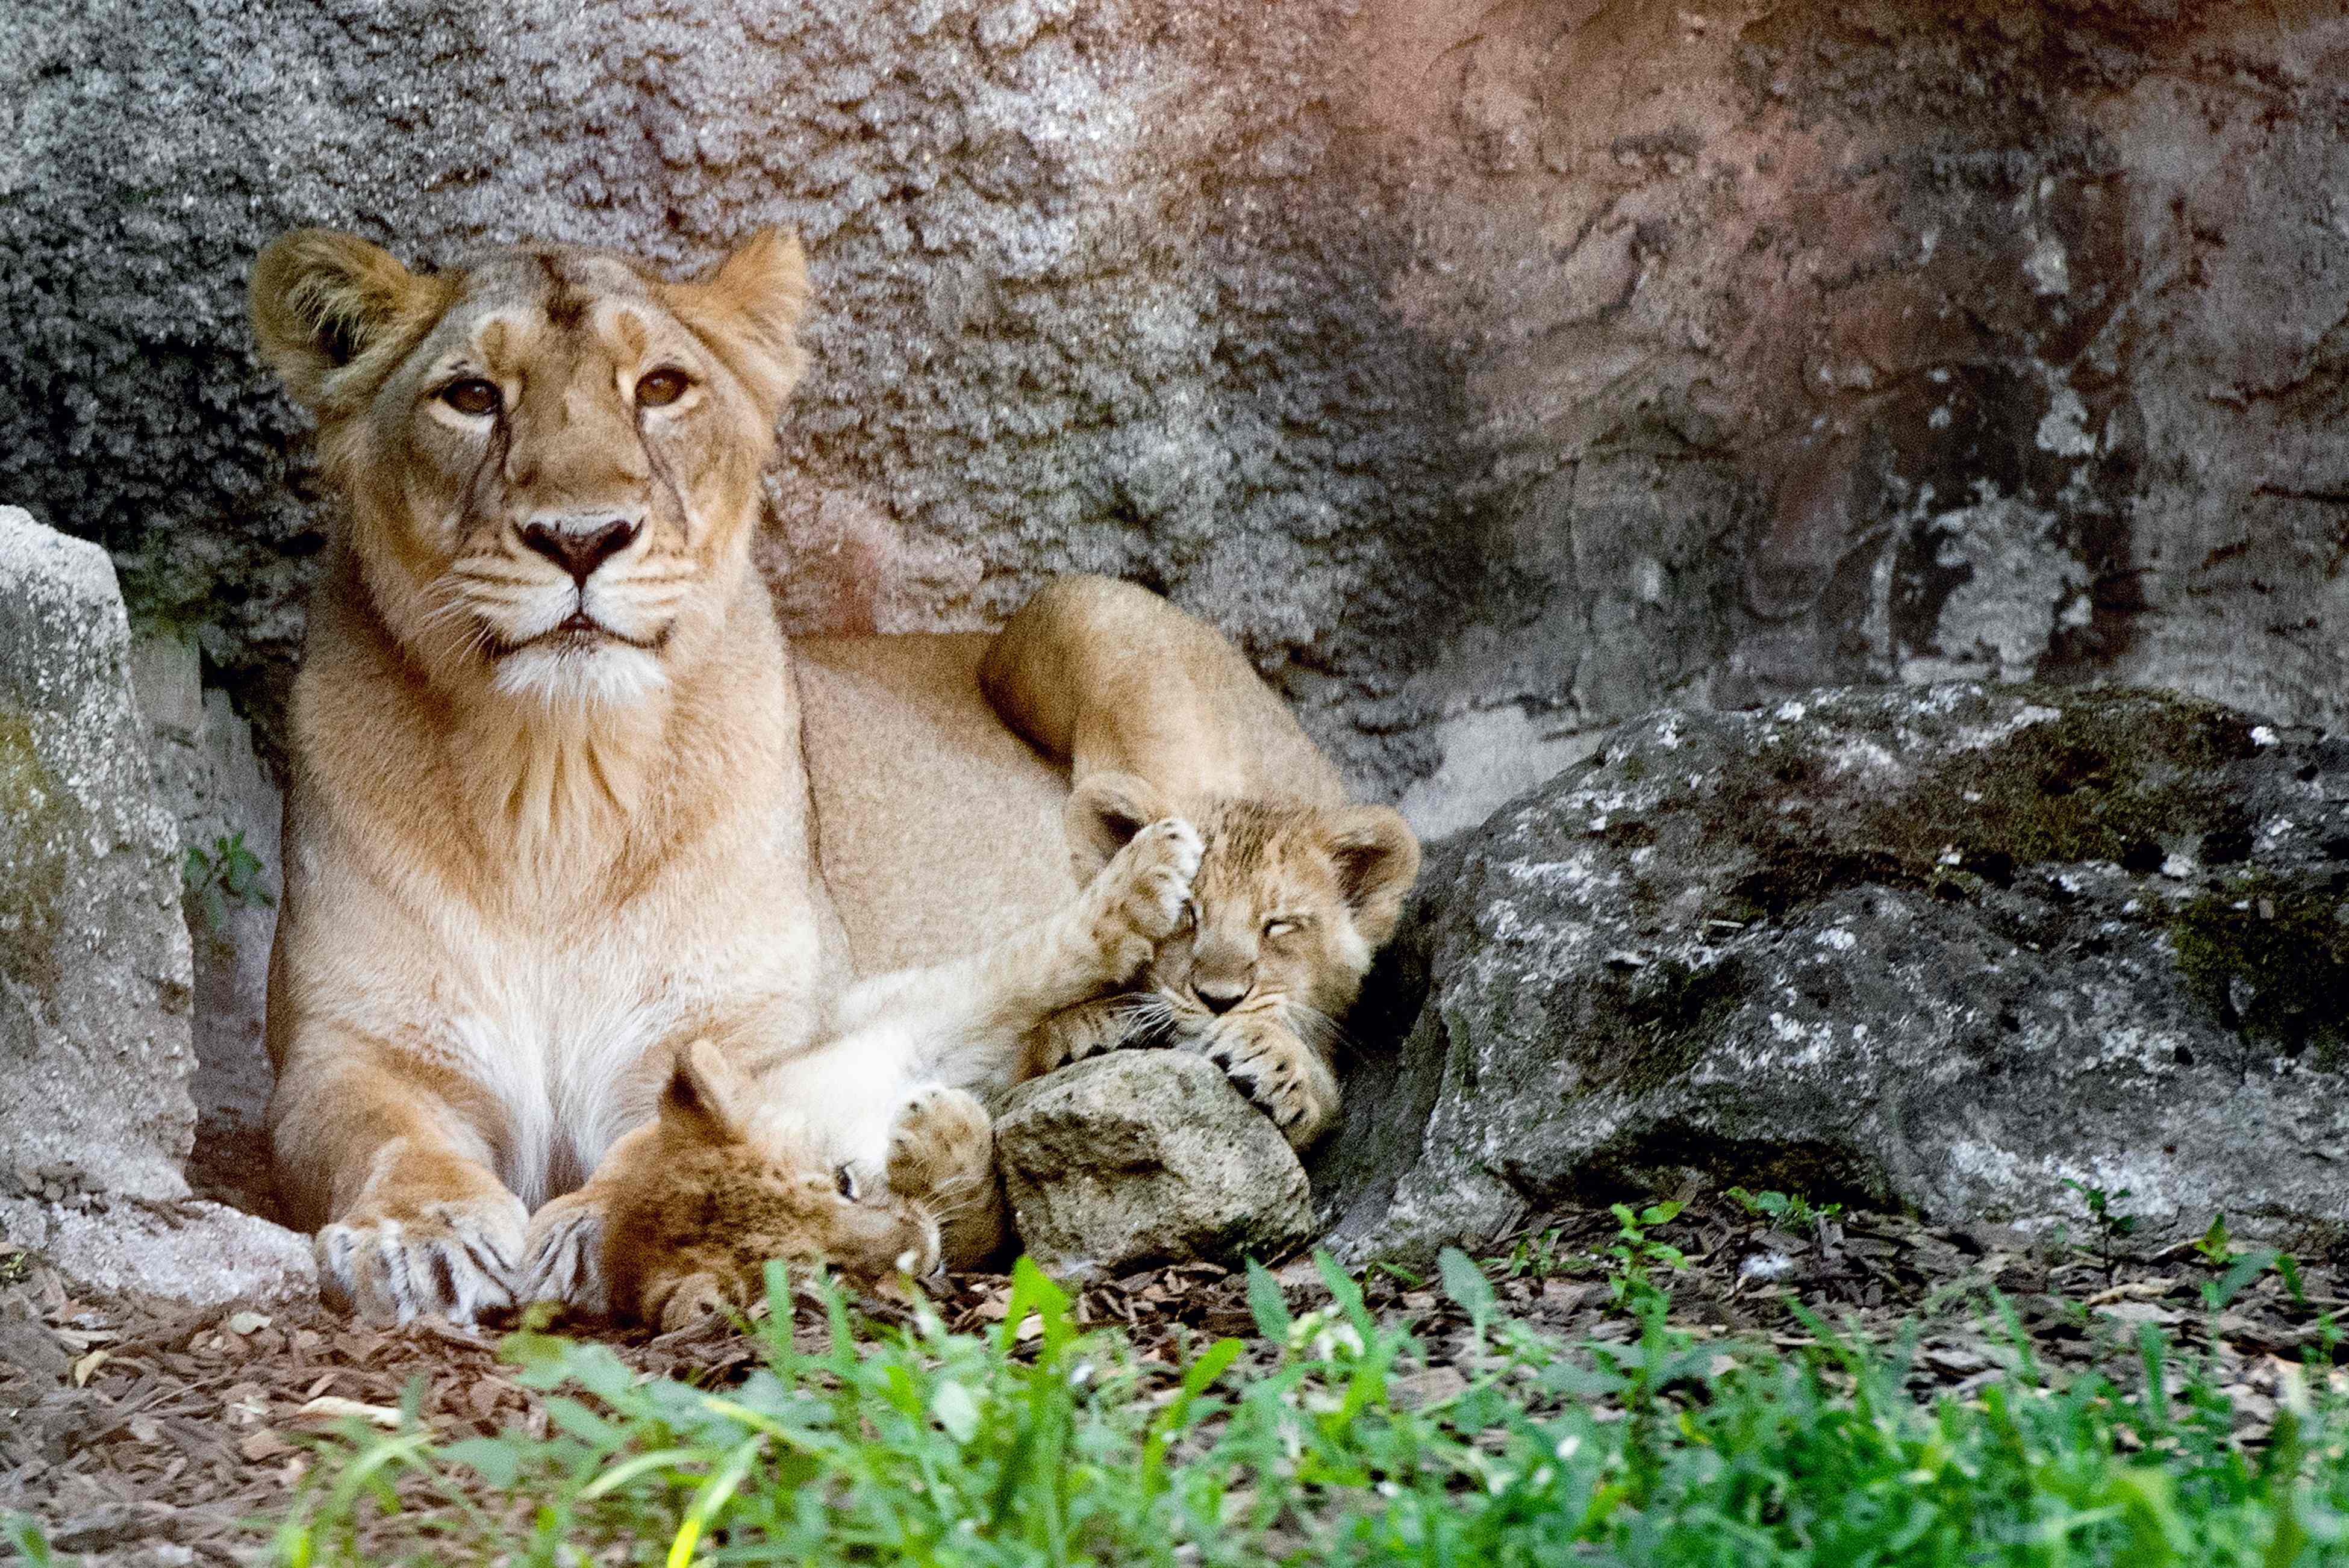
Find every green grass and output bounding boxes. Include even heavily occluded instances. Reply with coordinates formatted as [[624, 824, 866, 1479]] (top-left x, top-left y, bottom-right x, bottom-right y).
[[14, 1252, 2349, 1567]]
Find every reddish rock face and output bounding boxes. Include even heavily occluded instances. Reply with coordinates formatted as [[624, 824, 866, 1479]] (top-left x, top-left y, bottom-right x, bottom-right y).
[[6, 0, 2346, 825], [1348, 0, 2349, 815]]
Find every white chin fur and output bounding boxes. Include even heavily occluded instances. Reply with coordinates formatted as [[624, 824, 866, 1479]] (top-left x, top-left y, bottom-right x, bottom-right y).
[[490, 643, 669, 708]]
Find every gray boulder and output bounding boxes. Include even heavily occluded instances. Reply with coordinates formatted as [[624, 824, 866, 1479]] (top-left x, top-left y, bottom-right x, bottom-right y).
[[997, 1051, 1314, 1277], [0, 506, 311, 1306], [1, 506, 194, 1200], [1320, 683, 2349, 1263]]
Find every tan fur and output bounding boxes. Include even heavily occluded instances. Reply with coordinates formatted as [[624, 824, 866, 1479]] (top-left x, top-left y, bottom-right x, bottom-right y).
[[249, 231, 1306, 1323], [981, 577, 1423, 1148], [532, 816, 1202, 1327]]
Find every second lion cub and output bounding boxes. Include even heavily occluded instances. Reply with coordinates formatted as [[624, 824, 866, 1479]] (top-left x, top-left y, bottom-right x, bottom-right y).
[[980, 576, 1421, 1148]]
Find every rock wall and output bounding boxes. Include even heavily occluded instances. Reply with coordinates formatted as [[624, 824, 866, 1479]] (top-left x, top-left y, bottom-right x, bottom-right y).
[[8, 1, 2345, 823]]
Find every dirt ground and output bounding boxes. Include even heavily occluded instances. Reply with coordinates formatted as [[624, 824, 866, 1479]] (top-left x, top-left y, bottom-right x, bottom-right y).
[[3, 1195, 2338, 1566]]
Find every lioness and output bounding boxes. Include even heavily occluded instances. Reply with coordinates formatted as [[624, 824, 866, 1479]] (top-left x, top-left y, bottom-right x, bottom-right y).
[[248, 227, 1281, 1323]]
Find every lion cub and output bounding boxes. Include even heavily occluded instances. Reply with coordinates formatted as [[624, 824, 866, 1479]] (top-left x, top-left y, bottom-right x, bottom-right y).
[[980, 577, 1422, 1148], [525, 814, 1202, 1327]]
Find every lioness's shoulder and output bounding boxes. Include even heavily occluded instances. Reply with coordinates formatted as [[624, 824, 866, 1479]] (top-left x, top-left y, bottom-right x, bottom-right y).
[[979, 575, 1345, 809]]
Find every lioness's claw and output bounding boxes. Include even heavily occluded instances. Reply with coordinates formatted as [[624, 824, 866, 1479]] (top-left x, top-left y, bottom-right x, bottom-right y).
[[519, 1191, 610, 1316], [317, 1194, 526, 1325]]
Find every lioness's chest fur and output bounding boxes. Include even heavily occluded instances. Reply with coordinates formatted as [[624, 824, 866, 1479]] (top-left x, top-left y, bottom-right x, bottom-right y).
[[271, 573, 850, 1205]]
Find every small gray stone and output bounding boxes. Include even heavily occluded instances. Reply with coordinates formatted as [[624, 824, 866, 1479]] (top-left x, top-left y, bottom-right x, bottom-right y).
[[996, 1052, 1314, 1277]]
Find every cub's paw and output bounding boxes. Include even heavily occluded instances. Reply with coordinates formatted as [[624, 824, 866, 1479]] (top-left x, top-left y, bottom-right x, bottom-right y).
[[1200, 1018, 1340, 1150], [518, 1189, 612, 1317], [641, 1269, 745, 1335], [1032, 996, 1150, 1071], [887, 1085, 995, 1201], [317, 1193, 528, 1325], [1086, 817, 1203, 976]]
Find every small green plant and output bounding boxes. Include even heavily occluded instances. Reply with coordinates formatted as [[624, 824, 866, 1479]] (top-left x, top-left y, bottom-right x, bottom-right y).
[[1727, 1186, 1845, 1229], [2064, 1178, 2139, 1283], [1602, 1199, 1688, 1313], [1497, 1225, 1574, 1280], [183, 830, 273, 934], [2194, 1212, 2236, 1266]]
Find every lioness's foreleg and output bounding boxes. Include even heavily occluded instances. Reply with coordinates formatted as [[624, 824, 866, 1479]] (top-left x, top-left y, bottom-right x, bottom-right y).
[[270, 1045, 526, 1324]]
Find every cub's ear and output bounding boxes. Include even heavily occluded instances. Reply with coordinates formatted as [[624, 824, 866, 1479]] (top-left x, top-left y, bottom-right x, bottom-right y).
[[1065, 771, 1175, 884], [670, 227, 812, 414], [249, 229, 441, 414], [1326, 804, 1421, 948], [658, 1039, 749, 1145]]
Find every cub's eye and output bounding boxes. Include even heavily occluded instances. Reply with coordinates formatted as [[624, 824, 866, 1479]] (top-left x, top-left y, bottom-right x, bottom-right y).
[[834, 1164, 859, 1201], [439, 378, 501, 417], [1264, 918, 1299, 940], [635, 368, 692, 408]]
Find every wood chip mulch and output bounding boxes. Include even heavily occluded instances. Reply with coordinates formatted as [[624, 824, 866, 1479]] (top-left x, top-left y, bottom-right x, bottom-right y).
[[4, 1195, 2340, 1564]]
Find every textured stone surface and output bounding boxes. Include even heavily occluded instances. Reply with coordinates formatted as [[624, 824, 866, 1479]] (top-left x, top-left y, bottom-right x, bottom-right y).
[[131, 633, 282, 1143], [1319, 685, 2349, 1263], [997, 1051, 1314, 1275], [0, 506, 195, 1202], [0, 1190, 314, 1310], [9, 3, 2349, 823], [0, 507, 311, 1305]]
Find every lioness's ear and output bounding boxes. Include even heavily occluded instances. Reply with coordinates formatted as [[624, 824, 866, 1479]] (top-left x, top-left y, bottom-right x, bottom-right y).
[[1065, 771, 1174, 884], [249, 229, 438, 413], [672, 228, 812, 413], [1326, 805, 1421, 947], [659, 1040, 749, 1145]]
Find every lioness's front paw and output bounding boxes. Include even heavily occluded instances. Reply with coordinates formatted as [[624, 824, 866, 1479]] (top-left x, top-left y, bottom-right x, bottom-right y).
[[317, 1193, 527, 1325], [519, 1189, 611, 1316], [1088, 817, 1203, 976], [1199, 1018, 1340, 1150], [886, 1085, 994, 1201]]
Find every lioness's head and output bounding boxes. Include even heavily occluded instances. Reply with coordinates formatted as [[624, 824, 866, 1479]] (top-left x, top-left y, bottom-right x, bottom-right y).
[[1067, 775, 1421, 1044], [251, 229, 808, 706]]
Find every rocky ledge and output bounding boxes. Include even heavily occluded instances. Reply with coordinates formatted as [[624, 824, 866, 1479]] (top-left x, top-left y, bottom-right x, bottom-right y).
[[1319, 683, 2349, 1265]]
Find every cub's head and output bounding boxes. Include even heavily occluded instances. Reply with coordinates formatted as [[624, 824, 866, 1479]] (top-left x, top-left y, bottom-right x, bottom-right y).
[[250, 229, 809, 706], [588, 1044, 938, 1328], [1067, 774, 1421, 1044]]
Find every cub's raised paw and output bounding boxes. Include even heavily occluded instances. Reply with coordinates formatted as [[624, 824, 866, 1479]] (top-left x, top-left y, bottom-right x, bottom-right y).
[[1086, 816, 1203, 975], [886, 1084, 995, 1201], [1201, 1016, 1340, 1151], [317, 1192, 528, 1325], [518, 1189, 611, 1317]]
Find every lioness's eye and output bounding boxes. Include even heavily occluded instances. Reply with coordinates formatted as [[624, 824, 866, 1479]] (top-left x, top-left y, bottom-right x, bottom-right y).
[[834, 1164, 859, 1201], [635, 369, 691, 408], [1264, 918, 1298, 939], [440, 378, 501, 417]]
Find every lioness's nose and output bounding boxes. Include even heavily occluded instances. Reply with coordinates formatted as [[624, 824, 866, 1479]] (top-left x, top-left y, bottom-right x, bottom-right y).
[[1193, 979, 1247, 1015], [520, 517, 640, 584]]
